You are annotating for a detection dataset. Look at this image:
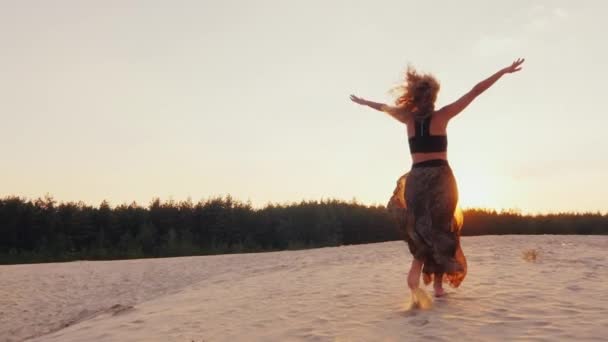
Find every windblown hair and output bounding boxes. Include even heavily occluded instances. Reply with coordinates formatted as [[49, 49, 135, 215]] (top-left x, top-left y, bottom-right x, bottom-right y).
[[392, 66, 440, 120]]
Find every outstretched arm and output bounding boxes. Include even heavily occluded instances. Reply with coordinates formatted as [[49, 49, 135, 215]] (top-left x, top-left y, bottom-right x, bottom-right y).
[[349, 95, 408, 123], [438, 58, 525, 120]]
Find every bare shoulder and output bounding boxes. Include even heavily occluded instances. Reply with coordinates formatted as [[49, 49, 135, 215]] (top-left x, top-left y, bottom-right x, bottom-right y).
[[433, 102, 462, 126], [431, 108, 451, 126]]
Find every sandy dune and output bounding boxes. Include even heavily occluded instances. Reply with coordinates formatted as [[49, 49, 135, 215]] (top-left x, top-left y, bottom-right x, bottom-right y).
[[1, 235, 607, 341]]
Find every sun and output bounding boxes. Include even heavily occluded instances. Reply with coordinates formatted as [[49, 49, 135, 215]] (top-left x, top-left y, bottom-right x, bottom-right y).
[[454, 170, 503, 209]]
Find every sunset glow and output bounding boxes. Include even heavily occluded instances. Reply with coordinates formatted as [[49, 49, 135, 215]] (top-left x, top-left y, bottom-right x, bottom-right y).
[[1, 1, 606, 214]]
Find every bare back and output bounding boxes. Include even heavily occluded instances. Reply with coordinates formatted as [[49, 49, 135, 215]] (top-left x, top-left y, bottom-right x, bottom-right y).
[[405, 111, 450, 164]]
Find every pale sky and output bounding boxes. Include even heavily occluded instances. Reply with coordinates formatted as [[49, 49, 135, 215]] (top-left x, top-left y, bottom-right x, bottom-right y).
[[1, 0, 606, 213]]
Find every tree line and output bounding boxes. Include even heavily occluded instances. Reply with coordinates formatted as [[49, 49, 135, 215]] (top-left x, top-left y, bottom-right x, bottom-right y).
[[1, 195, 606, 264]]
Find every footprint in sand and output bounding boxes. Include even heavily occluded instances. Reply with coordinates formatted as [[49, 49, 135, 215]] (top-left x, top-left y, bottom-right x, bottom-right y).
[[411, 318, 429, 326]]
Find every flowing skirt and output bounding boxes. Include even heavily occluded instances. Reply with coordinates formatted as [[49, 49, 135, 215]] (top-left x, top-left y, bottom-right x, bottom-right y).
[[387, 163, 467, 288]]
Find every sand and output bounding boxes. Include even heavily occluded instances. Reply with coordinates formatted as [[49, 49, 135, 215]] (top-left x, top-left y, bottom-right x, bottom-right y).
[[1, 235, 607, 341]]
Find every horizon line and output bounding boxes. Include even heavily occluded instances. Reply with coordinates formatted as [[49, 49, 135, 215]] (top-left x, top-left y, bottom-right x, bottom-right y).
[[1, 193, 606, 216]]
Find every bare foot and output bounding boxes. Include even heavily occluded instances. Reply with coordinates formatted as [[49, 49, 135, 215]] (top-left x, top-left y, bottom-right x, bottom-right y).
[[433, 272, 445, 297], [434, 287, 445, 297], [410, 288, 433, 309]]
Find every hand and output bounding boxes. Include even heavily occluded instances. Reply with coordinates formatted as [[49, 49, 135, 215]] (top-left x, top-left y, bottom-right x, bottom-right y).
[[503, 58, 525, 74], [349, 94, 368, 105]]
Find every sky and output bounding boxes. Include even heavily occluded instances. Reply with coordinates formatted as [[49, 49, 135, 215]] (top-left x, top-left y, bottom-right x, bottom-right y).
[[1, 0, 606, 214]]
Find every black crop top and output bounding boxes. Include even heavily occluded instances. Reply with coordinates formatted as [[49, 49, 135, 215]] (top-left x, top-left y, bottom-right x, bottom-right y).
[[408, 116, 448, 153]]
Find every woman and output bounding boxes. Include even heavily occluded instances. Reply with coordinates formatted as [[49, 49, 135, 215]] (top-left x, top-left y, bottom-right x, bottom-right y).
[[350, 58, 525, 297]]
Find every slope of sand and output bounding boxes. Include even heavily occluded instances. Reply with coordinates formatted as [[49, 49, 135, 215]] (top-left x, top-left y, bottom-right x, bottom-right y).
[[2, 235, 607, 341]]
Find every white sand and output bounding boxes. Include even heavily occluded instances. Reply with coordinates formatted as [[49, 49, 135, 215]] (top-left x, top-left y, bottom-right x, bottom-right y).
[[2, 235, 607, 341]]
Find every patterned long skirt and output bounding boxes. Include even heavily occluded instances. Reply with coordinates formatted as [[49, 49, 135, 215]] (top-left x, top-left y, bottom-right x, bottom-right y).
[[387, 160, 467, 288]]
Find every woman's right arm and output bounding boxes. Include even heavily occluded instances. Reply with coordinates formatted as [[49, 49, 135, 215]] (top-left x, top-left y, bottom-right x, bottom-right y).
[[350, 95, 408, 123], [438, 58, 525, 120]]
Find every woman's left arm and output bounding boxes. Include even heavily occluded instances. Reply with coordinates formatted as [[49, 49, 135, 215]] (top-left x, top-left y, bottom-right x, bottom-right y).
[[437, 58, 525, 120]]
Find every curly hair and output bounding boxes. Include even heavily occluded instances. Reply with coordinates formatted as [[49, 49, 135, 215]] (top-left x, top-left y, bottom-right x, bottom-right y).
[[392, 66, 440, 120]]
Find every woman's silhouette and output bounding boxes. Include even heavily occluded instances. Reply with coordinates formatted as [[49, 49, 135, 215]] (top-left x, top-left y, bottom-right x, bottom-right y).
[[350, 58, 524, 297]]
